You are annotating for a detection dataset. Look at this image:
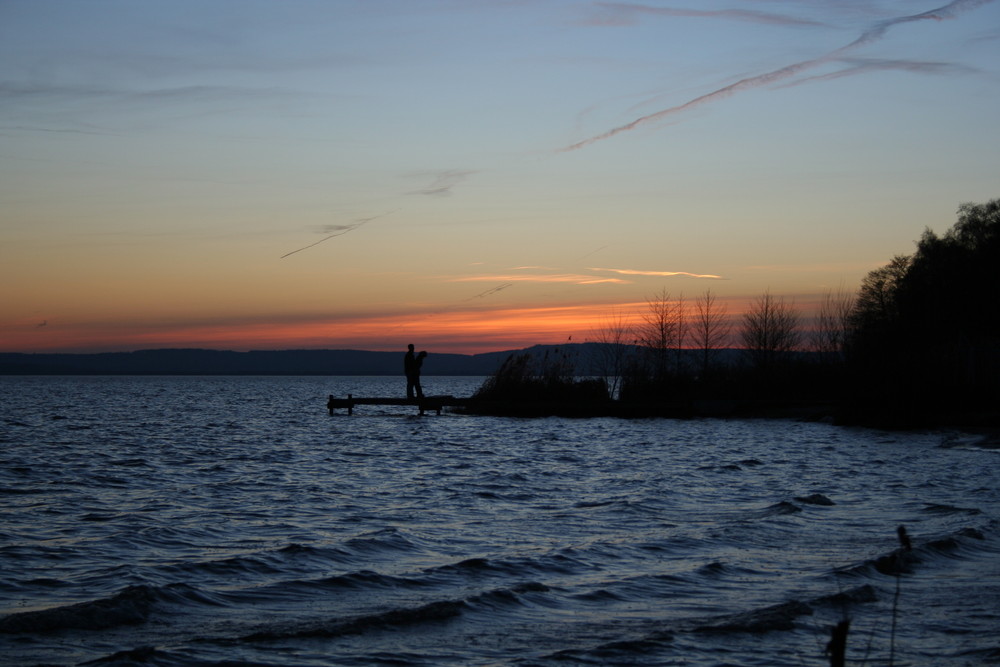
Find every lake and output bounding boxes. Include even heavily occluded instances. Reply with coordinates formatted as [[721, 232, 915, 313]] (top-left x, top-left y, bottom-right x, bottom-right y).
[[1, 376, 997, 665]]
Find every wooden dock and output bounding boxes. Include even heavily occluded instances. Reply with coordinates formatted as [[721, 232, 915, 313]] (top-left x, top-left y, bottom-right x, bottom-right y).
[[327, 394, 469, 415]]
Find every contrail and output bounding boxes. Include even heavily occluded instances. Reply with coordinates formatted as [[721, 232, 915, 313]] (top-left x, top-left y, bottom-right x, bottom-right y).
[[280, 211, 394, 259], [577, 245, 610, 260], [591, 4, 829, 28], [776, 58, 977, 88], [407, 169, 478, 197], [465, 282, 514, 301], [561, 0, 994, 151]]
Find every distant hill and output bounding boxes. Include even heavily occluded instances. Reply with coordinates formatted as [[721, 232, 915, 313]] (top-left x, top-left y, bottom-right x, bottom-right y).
[[0, 348, 501, 376], [0, 345, 593, 376], [0, 344, 752, 376]]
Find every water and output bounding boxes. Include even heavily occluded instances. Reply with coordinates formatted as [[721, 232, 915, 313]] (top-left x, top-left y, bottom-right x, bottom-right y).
[[1, 376, 998, 666]]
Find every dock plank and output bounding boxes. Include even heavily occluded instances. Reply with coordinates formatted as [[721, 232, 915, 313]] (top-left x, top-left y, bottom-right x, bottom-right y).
[[326, 394, 468, 415]]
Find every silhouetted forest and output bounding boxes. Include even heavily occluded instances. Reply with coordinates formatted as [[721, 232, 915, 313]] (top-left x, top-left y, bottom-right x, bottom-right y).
[[476, 199, 999, 426], [843, 199, 1000, 426]]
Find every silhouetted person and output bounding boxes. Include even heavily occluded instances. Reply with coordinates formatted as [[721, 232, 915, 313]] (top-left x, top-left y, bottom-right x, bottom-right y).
[[412, 351, 428, 399], [404, 344, 419, 399]]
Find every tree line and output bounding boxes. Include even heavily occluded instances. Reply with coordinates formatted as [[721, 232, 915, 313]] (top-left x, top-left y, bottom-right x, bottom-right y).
[[585, 198, 999, 426]]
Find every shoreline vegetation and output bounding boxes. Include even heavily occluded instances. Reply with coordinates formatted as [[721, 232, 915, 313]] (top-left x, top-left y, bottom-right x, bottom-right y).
[[465, 199, 1000, 432], [459, 347, 997, 432], [462, 348, 846, 421]]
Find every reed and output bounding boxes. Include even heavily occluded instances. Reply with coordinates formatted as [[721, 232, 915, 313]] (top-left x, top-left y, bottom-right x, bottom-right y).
[[826, 525, 912, 667], [888, 525, 912, 667], [472, 351, 607, 403]]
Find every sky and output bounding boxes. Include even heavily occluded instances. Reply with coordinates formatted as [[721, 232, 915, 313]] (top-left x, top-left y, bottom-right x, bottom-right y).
[[2, 0, 998, 354]]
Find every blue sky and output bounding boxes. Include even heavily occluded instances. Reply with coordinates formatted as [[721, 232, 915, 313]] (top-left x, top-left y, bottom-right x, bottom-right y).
[[2, 0, 998, 352]]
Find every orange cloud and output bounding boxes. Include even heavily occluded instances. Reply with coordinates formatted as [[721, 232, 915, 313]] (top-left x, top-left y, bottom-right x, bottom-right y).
[[452, 273, 629, 285], [589, 267, 724, 279], [2, 302, 643, 355], [4, 291, 840, 355]]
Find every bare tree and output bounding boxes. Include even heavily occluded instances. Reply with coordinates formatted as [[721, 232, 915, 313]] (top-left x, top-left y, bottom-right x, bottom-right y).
[[589, 309, 634, 399], [812, 287, 855, 363], [637, 288, 682, 380], [691, 289, 732, 377], [740, 291, 801, 372], [675, 293, 688, 375]]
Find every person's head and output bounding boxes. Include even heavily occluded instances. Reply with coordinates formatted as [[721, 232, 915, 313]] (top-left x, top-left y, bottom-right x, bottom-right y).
[[408, 343, 414, 352], [418, 351, 427, 358]]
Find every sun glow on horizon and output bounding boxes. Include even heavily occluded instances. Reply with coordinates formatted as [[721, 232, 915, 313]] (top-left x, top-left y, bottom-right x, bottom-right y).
[[1, 303, 635, 355], [2, 293, 823, 355]]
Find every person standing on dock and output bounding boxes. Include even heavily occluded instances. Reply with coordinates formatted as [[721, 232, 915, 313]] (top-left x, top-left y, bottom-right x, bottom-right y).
[[404, 344, 419, 400], [413, 351, 428, 399]]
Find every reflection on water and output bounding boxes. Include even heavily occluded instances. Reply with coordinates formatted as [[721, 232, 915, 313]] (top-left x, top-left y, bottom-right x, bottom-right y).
[[1, 376, 998, 666]]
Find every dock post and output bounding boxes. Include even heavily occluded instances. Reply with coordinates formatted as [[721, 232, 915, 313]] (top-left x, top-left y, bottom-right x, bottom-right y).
[[347, 393, 354, 416], [327, 394, 335, 415]]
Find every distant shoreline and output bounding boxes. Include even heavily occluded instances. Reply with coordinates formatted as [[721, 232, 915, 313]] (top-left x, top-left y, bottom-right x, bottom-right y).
[[0, 344, 748, 377], [0, 347, 512, 376]]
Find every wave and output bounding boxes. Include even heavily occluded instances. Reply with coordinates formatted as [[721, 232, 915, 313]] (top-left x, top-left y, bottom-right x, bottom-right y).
[[216, 571, 430, 607], [840, 526, 987, 577], [730, 495, 835, 523], [0, 585, 157, 634], [238, 582, 548, 642], [689, 584, 874, 635], [548, 637, 673, 663], [109, 458, 151, 468], [756, 500, 803, 517], [692, 599, 814, 633], [79, 645, 160, 665], [567, 559, 790, 608], [153, 532, 424, 580], [426, 551, 592, 580], [343, 528, 423, 555], [573, 498, 624, 509], [812, 584, 879, 607], [795, 493, 835, 506], [696, 561, 727, 577], [688, 584, 875, 635], [696, 463, 745, 472], [241, 599, 466, 641], [467, 582, 550, 611], [324, 570, 426, 590], [921, 503, 981, 516], [571, 588, 625, 602], [271, 542, 356, 567], [940, 432, 1000, 451], [0, 487, 47, 496], [537, 584, 879, 662], [0, 583, 227, 635], [473, 490, 537, 501], [159, 553, 292, 579]]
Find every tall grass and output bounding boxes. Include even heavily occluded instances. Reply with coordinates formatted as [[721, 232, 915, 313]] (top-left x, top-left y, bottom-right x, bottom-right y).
[[472, 351, 607, 402]]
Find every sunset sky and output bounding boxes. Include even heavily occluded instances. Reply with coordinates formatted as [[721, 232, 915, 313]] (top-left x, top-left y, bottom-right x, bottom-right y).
[[3, 1, 998, 354]]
